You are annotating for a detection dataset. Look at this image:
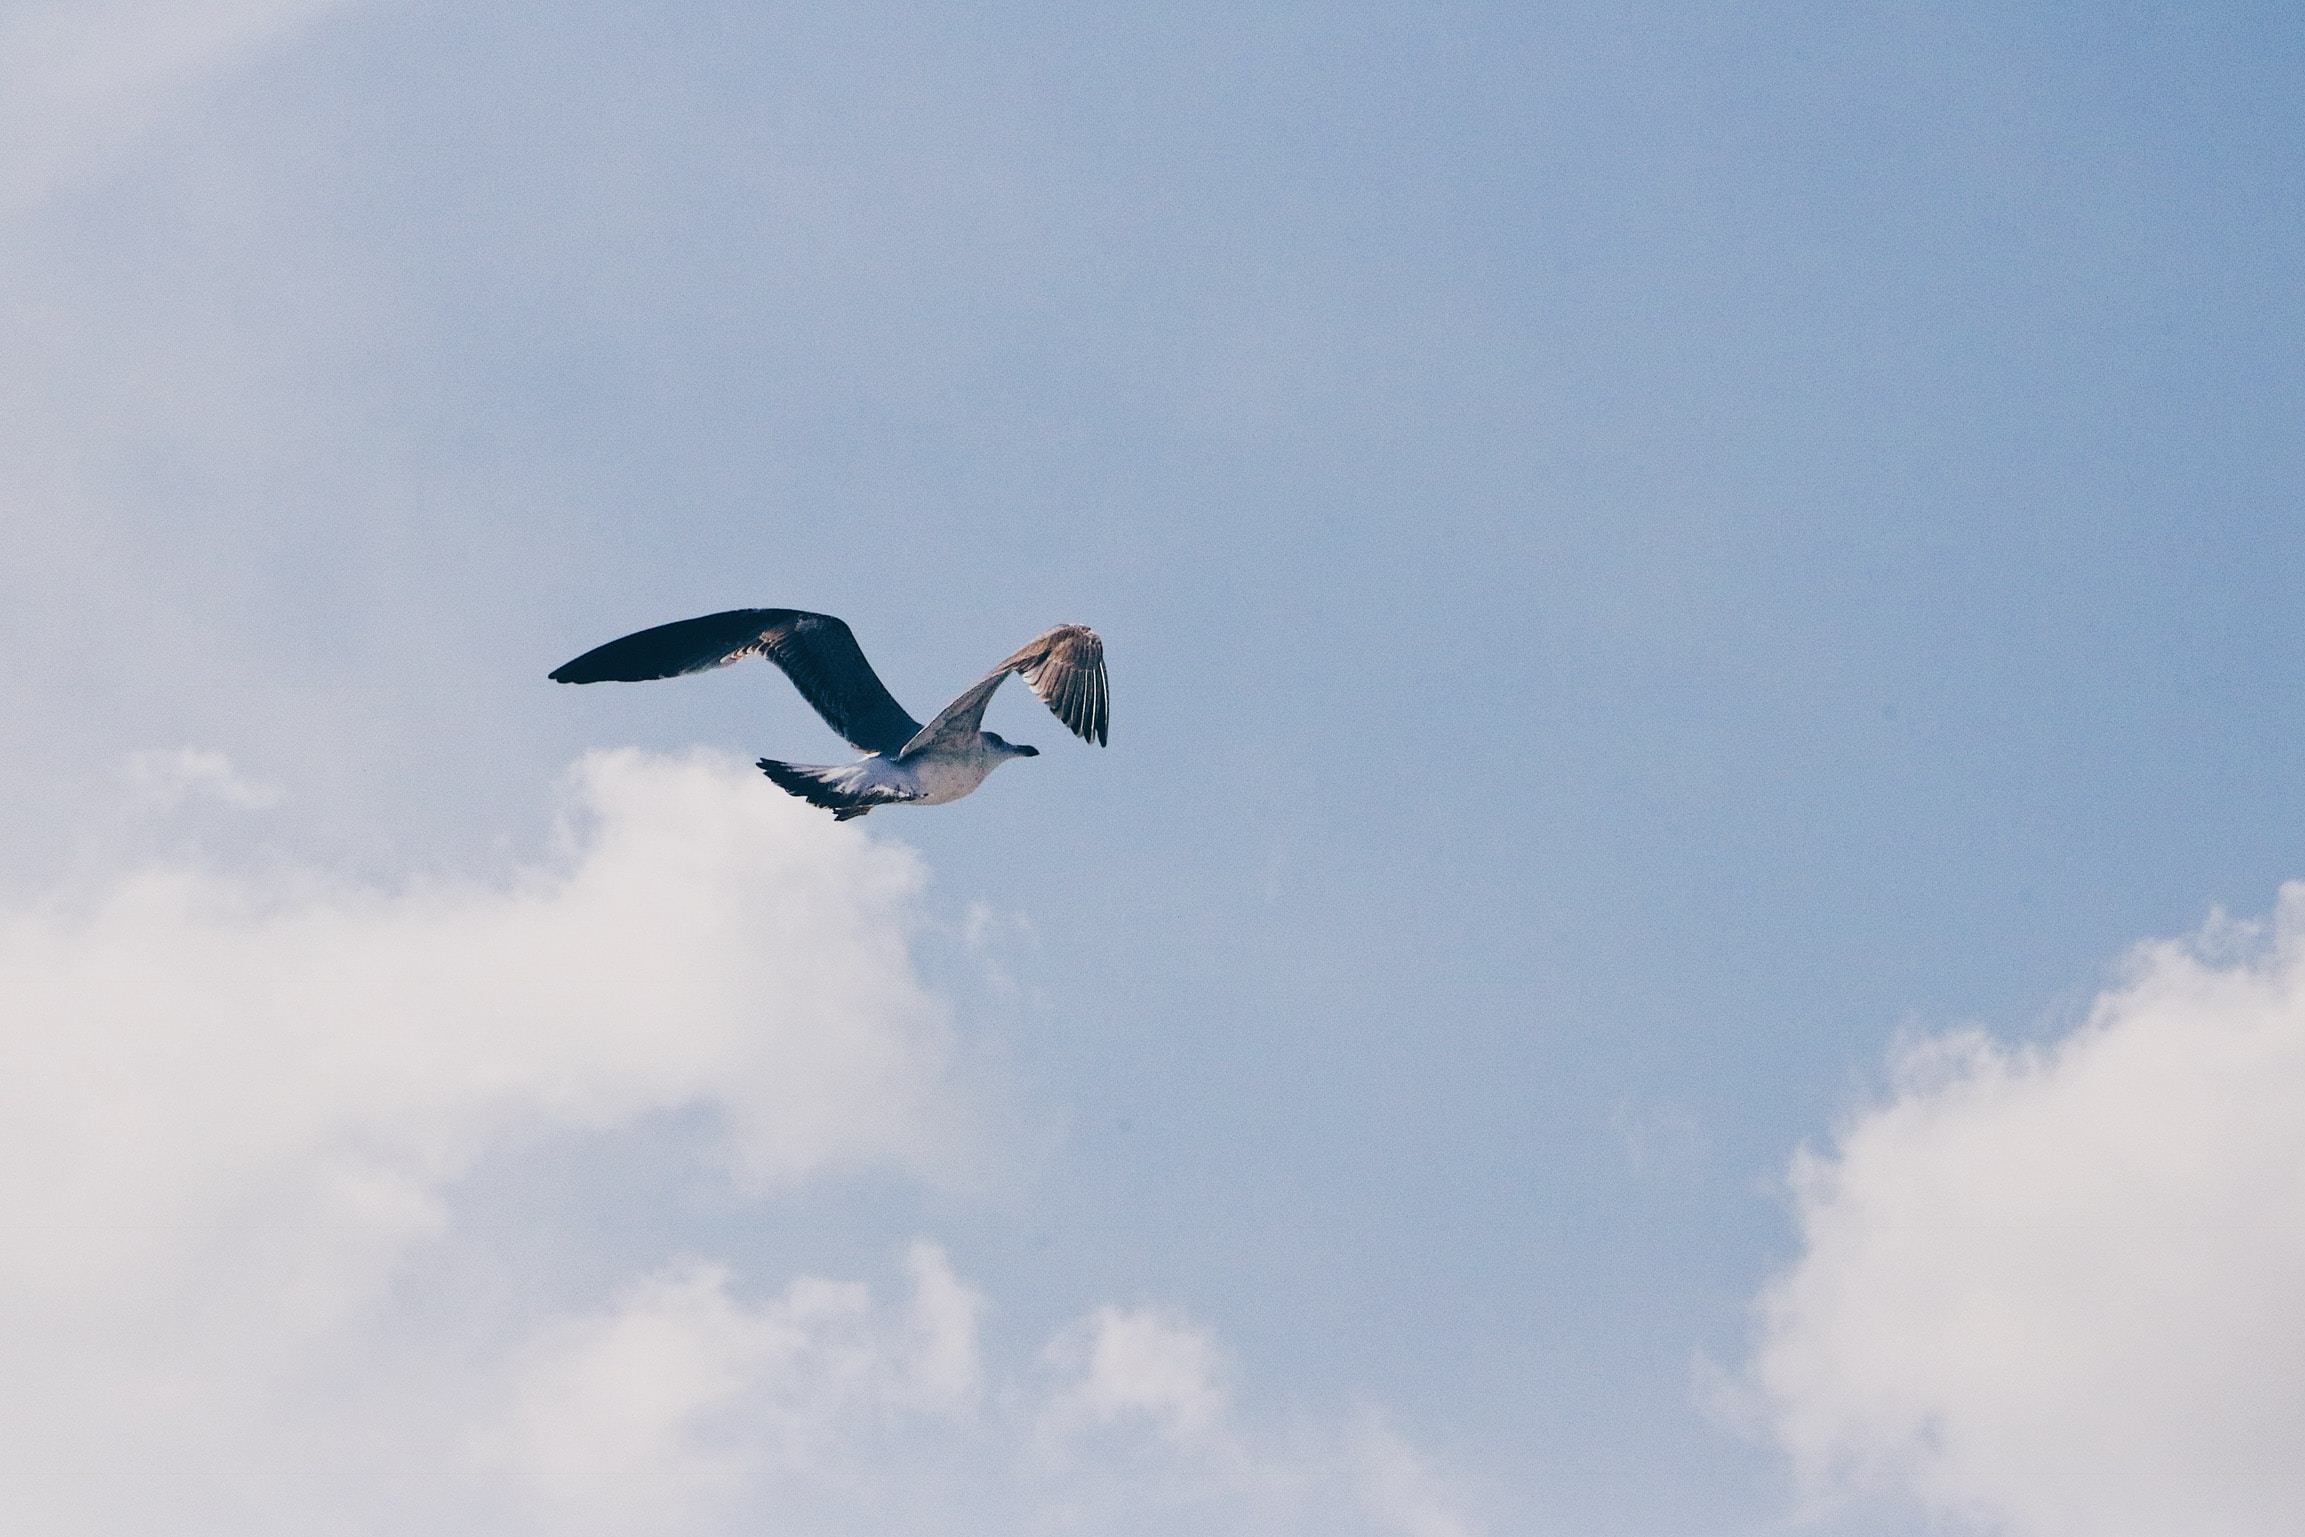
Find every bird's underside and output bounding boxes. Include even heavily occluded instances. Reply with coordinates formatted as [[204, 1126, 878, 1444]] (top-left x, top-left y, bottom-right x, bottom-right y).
[[550, 608, 1107, 818], [755, 757, 914, 821]]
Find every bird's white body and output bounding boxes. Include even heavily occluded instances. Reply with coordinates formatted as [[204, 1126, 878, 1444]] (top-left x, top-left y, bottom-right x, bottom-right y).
[[906, 739, 1027, 804], [793, 737, 1030, 809]]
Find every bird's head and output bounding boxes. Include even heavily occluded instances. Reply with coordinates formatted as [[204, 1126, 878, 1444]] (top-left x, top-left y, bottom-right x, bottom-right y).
[[984, 732, 1039, 758]]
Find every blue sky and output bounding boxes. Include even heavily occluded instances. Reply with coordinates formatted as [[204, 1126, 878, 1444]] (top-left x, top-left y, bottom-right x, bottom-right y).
[[6, 4, 2305, 1533]]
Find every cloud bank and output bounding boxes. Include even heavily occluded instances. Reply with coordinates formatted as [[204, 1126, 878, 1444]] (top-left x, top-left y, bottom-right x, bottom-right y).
[[1740, 888, 2305, 1536], [0, 748, 1474, 1536]]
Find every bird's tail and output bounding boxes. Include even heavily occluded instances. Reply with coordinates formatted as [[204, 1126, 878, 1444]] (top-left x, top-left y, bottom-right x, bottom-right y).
[[757, 758, 910, 821]]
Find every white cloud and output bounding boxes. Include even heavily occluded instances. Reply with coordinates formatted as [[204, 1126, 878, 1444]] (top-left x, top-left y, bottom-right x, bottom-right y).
[[1736, 886, 2305, 1536], [1025, 1306, 1484, 1537], [502, 1241, 986, 1476], [1351, 1415, 1484, 1537], [118, 745, 281, 808], [1042, 1304, 1233, 1446], [492, 1242, 987, 1536], [0, 747, 1477, 1536], [482, 1254, 1477, 1537], [0, 749, 960, 1518]]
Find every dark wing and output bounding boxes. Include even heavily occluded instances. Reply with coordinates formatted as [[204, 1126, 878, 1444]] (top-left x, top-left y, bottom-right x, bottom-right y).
[[550, 608, 923, 756], [897, 623, 1108, 759]]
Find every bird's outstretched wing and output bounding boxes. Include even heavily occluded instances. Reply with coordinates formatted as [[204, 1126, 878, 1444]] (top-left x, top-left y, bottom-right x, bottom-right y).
[[1005, 623, 1108, 747], [898, 623, 1108, 759], [550, 608, 923, 756]]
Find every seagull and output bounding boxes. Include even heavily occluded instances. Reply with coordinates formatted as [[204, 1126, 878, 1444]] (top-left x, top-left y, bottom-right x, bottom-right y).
[[550, 609, 1107, 820]]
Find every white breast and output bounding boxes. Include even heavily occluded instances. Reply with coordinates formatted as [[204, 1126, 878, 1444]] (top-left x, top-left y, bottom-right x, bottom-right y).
[[908, 751, 997, 805]]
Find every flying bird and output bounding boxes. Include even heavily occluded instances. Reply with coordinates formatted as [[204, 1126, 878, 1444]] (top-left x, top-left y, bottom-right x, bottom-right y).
[[550, 609, 1107, 820]]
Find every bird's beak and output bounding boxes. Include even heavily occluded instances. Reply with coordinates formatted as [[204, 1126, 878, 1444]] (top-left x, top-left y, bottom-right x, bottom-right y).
[[1016, 743, 1040, 756]]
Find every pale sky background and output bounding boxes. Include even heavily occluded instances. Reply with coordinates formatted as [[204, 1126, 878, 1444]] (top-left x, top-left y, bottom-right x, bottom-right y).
[[6, 3, 2305, 1534]]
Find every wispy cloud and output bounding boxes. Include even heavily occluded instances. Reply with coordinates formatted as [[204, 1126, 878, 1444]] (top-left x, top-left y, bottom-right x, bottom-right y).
[[117, 745, 281, 809], [1042, 1303, 1233, 1447], [0, 0, 354, 214], [1732, 889, 2305, 1536]]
